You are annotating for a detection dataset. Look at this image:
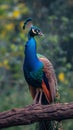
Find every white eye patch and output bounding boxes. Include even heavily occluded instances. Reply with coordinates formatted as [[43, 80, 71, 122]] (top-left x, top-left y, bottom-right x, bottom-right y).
[[32, 29, 37, 34]]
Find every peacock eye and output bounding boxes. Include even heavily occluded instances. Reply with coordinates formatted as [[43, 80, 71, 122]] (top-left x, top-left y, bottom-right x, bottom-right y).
[[32, 28, 40, 34], [34, 29, 37, 32]]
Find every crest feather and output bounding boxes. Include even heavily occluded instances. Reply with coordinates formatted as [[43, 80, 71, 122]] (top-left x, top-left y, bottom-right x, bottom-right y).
[[23, 18, 33, 30]]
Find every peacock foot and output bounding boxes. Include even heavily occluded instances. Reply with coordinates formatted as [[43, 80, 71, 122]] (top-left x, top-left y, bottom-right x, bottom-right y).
[[33, 89, 43, 104]]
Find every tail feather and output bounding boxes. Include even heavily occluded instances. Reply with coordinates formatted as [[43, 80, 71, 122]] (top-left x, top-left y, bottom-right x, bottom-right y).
[[38, 120, 54, 130], [38, 120, 62, 130]]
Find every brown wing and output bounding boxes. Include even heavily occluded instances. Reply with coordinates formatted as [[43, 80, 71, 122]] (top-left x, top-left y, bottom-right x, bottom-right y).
[[29, 85, 36, 99], [39, 57, 57, 102]]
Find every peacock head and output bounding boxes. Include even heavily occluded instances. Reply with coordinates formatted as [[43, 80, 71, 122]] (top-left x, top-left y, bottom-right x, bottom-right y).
[[29, 26, 44, 37], [23, 18, 44, 37]]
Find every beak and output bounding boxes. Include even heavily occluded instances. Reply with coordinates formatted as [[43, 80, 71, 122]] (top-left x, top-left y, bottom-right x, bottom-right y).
[[38, 31, 44, 36]]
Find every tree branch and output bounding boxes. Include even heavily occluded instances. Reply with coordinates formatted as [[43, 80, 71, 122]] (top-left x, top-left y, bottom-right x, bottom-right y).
[[0, 102, 73, 129]]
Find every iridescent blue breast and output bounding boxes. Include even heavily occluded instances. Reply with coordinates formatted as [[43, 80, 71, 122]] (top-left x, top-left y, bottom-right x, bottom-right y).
[[23, 64, 44, 88], [23, 36, 44, 87]]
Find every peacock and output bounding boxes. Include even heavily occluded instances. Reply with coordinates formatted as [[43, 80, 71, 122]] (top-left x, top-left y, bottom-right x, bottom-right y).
[[23, 18, 59, 130]]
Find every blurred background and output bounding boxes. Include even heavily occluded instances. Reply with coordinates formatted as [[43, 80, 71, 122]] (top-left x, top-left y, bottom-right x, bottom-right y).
[[0, 0, 73, 130]]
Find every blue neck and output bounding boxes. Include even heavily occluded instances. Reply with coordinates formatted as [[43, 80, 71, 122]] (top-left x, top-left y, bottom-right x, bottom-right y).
[[24, 36, 43, 71]]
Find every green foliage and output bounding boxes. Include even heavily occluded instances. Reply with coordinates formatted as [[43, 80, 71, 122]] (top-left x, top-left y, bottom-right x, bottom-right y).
[[0, 0, 73, 130]]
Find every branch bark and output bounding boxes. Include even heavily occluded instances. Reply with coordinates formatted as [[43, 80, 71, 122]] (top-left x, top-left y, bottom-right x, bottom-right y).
[[0, 102, 73, 129]]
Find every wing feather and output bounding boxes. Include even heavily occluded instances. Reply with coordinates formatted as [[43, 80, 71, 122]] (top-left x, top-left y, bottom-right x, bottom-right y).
[[39, 56, 57, 102]]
